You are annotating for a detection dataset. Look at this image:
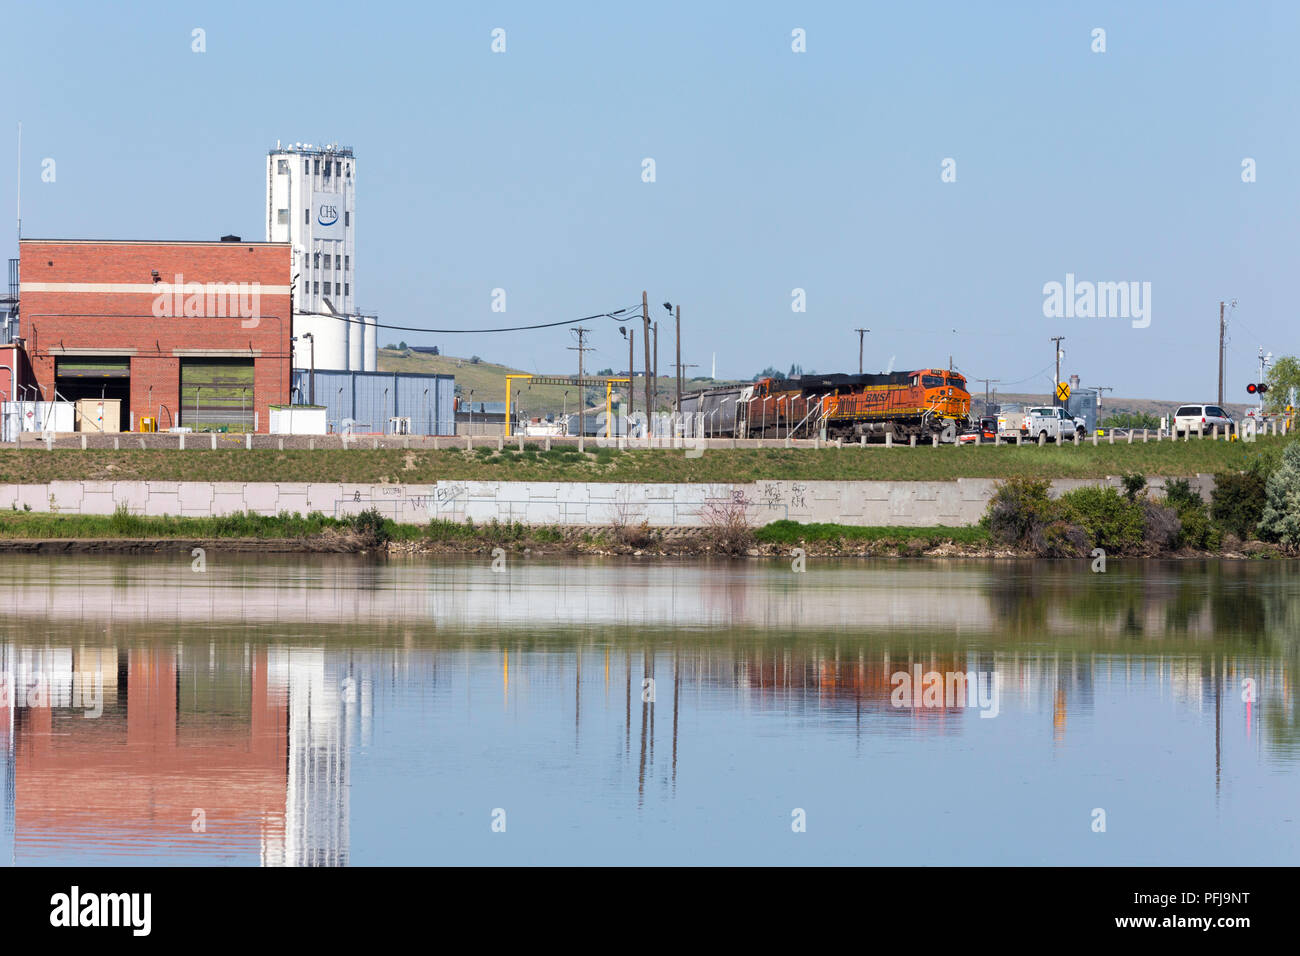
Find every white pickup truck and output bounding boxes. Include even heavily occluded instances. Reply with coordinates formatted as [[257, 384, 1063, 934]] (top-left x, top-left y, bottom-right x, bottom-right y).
[[1021, 406, 1087, 442]]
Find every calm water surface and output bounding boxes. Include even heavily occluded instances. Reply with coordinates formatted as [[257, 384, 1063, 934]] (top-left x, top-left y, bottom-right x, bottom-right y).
[[0, 554, 1296, 865]]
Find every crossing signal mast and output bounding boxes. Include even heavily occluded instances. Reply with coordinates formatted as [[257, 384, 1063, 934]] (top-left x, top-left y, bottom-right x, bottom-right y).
[[1250, 348, 1273, 416]]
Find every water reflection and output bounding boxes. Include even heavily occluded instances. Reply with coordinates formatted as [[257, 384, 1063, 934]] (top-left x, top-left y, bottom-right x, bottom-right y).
[[0, 555, 1296, 865]]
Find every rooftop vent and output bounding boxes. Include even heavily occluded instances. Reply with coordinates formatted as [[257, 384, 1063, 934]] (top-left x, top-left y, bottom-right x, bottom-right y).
[[220, 234, 241, 242]]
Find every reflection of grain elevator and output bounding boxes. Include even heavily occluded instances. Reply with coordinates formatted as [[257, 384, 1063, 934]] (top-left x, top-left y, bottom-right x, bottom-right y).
[[265, 648, 355, 867], [266, 142, 377, 373]]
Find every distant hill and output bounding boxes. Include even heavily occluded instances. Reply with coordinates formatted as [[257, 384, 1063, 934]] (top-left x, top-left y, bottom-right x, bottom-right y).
[[376, 349, 744, 415], [987, 392, 1252, 420]]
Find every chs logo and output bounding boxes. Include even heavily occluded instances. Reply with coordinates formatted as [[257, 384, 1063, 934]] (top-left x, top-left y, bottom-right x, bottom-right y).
[[317, 203, 339, 226]]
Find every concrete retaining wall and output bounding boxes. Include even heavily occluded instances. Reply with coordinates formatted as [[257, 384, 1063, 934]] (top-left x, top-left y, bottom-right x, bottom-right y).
[[0, 475, 1218, 527]]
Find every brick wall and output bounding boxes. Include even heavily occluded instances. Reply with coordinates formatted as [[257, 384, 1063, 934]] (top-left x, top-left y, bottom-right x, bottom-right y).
[[19, 240, 292, 432]]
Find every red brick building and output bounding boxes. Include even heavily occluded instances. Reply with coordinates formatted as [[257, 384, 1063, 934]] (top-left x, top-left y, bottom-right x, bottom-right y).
[[18, 238, 292, 432]]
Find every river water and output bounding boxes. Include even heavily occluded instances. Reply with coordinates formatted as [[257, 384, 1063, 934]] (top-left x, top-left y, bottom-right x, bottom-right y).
[[0, 554, 1295, 865]]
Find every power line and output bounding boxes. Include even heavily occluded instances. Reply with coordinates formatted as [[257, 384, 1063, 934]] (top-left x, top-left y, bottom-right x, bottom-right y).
[[294, 303, 642, 334]]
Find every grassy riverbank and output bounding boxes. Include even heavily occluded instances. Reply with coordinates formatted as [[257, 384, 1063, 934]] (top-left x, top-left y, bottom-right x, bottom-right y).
[[0, 436, 1290, 484], [0, 508, 998, 556]]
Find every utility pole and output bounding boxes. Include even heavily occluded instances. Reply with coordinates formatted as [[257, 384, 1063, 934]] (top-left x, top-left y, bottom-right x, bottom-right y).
[[1050, 336, 1066, 407], [854, 328, 869, 375], [976, 378, 1000, 414], [1218, 301, 1226, 407], [675, 305, 682, 412], [569, 326, 591, 441], [1092, 385, 1114, 412], [641, 291, 652, 418]]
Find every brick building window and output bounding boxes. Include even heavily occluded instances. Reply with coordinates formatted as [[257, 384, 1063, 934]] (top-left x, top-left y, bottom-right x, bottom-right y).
[[345, 255, 350, 270], [314, 159, 320, 174], [277, 159, 289, 174], [313, 252, 320, 268], [305, 209, 309, 224], [277, 209, 288, 224], [344, 212, 351, 226], [344, 283, 350, 296], [313, 281, 319, 294], [335, 282, 341, 296]]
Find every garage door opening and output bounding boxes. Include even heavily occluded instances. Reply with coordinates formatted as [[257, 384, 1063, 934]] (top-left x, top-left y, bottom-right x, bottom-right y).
[[181, 359, 255, 432], [55, 357, 131, 432]]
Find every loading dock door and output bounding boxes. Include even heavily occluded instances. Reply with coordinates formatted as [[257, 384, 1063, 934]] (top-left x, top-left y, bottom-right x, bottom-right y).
[[55, 357, 131, 432], [180, 359, 255, 432]]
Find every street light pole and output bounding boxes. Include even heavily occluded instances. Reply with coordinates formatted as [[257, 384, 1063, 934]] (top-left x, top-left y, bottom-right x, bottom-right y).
[[1050, 336, 1066, 407], [854, 328, 869, 375]]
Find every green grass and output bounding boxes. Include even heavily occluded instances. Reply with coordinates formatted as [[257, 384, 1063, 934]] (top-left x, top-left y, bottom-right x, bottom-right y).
[[0, 435, 1289, 484], [756, 520, 989, 546], [0, 506, 430, 543]]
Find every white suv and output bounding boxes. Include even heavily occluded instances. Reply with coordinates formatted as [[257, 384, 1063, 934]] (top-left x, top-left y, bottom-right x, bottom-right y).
[[1172, 404, 1234, 438]]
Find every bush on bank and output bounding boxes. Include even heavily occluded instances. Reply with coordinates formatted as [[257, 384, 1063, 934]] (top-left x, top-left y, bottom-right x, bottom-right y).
[[983, 475, 1229, 556]]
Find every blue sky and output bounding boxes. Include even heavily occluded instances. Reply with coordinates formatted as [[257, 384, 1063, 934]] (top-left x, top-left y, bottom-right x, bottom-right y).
[[3, 1, 1295, 399]]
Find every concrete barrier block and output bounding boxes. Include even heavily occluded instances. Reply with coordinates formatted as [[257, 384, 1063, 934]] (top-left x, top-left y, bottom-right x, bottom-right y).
[[177, 483, 215, 516], [243, 484, 280, 515], [143, 490, 181, 517]]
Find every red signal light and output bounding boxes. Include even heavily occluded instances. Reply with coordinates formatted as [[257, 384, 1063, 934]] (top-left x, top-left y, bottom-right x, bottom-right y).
[[1247, 383, 1258, 394]]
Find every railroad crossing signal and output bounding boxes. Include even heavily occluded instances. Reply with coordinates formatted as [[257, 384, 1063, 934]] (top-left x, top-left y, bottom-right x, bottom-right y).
[[1247, 383, 1269, 394], [1055, 381, 1071, 402]]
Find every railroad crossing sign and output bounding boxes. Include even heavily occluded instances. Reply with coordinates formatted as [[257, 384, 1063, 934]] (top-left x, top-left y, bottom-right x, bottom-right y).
[[1056, 381, 1071, 402]]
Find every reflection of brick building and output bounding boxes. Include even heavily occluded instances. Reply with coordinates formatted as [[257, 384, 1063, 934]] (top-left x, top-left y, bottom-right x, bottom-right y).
[[0, 643, 358, 865], [4, 647, 288, 862]]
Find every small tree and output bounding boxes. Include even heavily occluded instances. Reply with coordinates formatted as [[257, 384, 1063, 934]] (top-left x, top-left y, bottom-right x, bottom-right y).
[[1258, 441, 1300, 548], [1212, 467, 1269, 539], [1121, 473, 1147, 502], [1264, 355, 1300, 413]]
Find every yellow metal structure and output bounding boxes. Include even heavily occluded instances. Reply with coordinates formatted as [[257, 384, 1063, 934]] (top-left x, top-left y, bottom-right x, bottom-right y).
[[504, 374, 631, 438]]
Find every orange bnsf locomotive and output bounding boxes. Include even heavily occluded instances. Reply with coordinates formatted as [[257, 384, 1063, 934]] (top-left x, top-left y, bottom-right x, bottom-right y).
[[678, 369, 972, 441]]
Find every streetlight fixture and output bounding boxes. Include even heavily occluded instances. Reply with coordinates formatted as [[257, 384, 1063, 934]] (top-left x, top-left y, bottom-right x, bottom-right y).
[[303, 332, 315, 405]]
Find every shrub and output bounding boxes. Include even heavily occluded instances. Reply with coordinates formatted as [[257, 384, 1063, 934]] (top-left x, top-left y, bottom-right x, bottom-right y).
[[1160, 479, 1218, 550], [984, 477, 1055, 549], [1056, 486, 1145, 553], [351, 507, 391, 548], [699, 495, 756, 554], [1121, 472, 1147, 502], [1211, 468, 1268, 539], [1175, 505, 1219, 551], [1258, 440, 1300, 549], [1161, 478, 1201, 513], [1030, 519, 1090, 557]]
